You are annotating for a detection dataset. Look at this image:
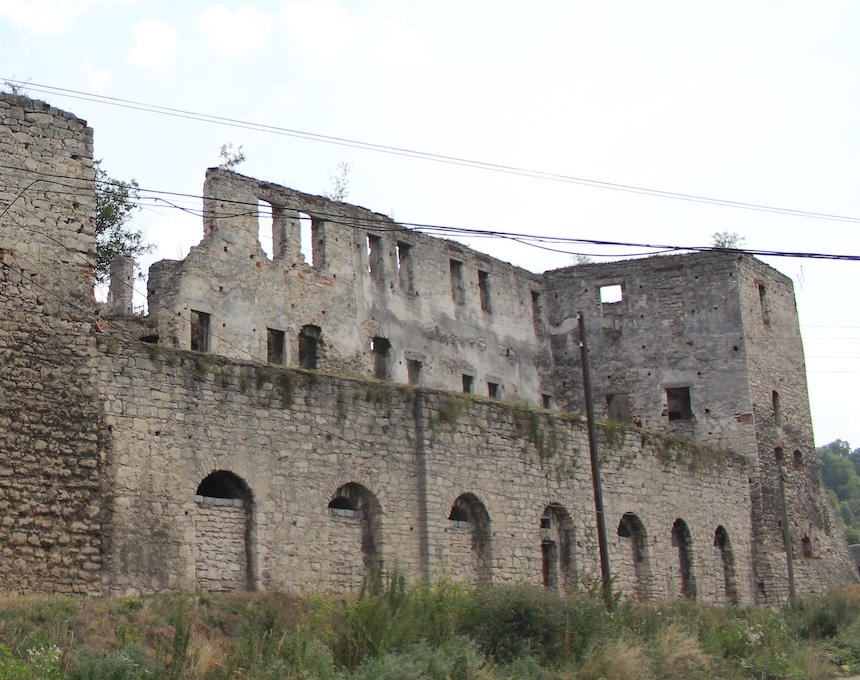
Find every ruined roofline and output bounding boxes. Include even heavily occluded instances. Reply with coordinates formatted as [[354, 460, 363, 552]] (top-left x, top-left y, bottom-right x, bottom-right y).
[[0, 92, 90, 128], [199, 167, 544, 283], [544, 248, 792, 285]]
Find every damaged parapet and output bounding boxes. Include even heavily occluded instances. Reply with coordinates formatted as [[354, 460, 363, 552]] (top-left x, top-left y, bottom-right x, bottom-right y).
[[109, 255, 134, 316], [145, 168, 555, 403]]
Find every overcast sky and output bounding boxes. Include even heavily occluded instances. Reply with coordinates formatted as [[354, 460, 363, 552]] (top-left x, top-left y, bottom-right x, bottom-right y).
[[1, 1, 858, 447]]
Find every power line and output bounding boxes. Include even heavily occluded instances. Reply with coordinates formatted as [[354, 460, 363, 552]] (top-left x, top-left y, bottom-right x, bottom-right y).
[[3, 165, 860, 263], [6, 78, 860, 227]]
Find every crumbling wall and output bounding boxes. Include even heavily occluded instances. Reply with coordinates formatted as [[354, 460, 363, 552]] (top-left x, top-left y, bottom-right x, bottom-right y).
[[737, 257, 856, 602], [98, 339, 754, 603], [146, 169, 553, 405], [0, 94, 104, 593]]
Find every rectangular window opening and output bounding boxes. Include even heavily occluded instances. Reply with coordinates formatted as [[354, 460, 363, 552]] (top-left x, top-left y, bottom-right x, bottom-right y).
[[450, 259, 465, 305], [299, 325, 321, 369], [666, 387, 692, 421], [531, 290, 543, 332], [600, 284, 623, 304], [257, 200, 275, 260], [267, 328, 285, 365], [478, 270, 492, 312], [542, 393, 553, 409], [606, 393, 630, 422], [367, 234, 383, 280], [372, 337, 391, 380], [190, 310, 211, 352], [772, 390, 781, 426], [396, 242, 415, 293], [407, 359, 422, 385], [299, 212, 313, 265], [462, 374, 474, 394], [488, 382, 500, 399]]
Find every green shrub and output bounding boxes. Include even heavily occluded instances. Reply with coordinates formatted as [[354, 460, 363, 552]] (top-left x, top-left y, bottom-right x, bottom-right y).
[[69, 648, 157, 680], [460, 585, 605, 664]]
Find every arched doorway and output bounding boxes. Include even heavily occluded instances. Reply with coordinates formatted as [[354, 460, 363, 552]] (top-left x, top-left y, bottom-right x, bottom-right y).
[[327, 482, 383, 591], [672, 518, 696, 600], [714, 526, 739, 605], [193, 470, 254, 591], [446, 493, 493, 585], [540, 504, 576, 592], [616, 513, 650, 600]]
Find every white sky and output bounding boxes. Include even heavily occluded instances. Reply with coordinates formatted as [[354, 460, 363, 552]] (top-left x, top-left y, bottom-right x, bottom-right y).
[[2, 1, 858, 447]]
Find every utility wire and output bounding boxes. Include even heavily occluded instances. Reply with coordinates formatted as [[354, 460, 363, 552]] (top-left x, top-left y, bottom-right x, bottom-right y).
[[6, 78, 860, 227], [2, 165, 860, 263]]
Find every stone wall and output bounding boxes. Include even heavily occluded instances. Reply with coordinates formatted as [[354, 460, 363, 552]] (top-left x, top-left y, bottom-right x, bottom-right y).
[[97, 340, 754, 603], [0, 93, 104, 594], [147, 170, 553, 405]]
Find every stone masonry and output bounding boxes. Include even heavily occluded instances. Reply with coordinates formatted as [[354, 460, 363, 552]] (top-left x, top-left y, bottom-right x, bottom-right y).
[[0, 92, 855, 603]]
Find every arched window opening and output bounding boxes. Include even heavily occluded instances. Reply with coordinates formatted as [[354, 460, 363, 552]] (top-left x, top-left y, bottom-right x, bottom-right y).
[[540, 505, 575, 593], [193, 470, 254, 593], [672, 518, 696, 600], [197, 470, 252, 501], [327, 483, 383, 589], [616, 512, 649, 600], [447, 494, 493, 585], [801, 535, 813, 558], [793, 450, 804, 472], [714, 526, 739, 605]]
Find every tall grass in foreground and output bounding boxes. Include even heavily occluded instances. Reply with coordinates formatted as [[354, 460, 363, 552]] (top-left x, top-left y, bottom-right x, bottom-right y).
[[0, 579, 857, 679]]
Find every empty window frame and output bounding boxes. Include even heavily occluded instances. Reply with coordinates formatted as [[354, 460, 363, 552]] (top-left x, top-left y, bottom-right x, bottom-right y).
[[487, 382, 500, 399], [396, 242, 415, 293], [606, 393, 630, 422], [367, 234, 383, 280], [299, 325, 321, 369], [772, 390, 781, 426], [257, 200, 275, 260], [190, 310, 211, 352], [450, 259, 465, 305], [531, 290, 543, 333], [267, 328, 285, 365], [372, 337, 391, 380], [407, 358, 422, 385], [599, 284, 623, 304], [299, 212, 313, 265], [793, 449, 804, 471], [666, 387, 692, 421], [542, 393, 553, 409], [478, 270, 491, 312], [462, 374, 474, 394]]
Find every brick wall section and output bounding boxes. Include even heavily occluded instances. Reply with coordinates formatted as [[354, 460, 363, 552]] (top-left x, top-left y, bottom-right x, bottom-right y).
[[192, 497, 248, 591], [98, 341, 754, 603]]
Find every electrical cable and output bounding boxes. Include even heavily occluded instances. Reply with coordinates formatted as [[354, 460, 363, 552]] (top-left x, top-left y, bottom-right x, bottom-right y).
[[6, 79, 860, 227]]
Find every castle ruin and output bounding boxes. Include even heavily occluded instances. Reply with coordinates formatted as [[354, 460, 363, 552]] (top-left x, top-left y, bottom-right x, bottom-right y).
[[0, 92, 855, 604]]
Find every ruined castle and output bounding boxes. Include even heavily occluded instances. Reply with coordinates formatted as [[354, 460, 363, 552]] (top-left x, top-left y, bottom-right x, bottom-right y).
[[0, 93, 855, 604]]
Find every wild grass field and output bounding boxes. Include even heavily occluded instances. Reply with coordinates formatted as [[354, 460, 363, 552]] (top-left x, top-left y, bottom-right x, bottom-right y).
[[0, 575, 858, 679]]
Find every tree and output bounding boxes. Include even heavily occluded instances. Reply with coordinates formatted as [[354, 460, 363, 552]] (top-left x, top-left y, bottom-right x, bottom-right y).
[[711, 231, 745, 249], [816, 439, 860, 544], [94, 161, 151, 284], [323, 159, 352, 202], [218, 143, 246, 170]]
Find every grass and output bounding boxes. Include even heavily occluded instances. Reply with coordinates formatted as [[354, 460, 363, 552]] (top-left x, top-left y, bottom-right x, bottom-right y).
[[0, 582, 857, 679]]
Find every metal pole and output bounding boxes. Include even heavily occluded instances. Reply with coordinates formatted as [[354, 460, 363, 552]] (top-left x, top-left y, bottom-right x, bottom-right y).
[[578, 312, 612, 606], [775, 450, 796, 606]]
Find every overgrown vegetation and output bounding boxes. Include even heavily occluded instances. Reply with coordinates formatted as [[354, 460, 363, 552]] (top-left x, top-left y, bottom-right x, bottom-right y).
[[0, 580, 858, 679], [816, 439, 860, 544]]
